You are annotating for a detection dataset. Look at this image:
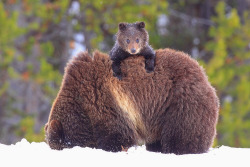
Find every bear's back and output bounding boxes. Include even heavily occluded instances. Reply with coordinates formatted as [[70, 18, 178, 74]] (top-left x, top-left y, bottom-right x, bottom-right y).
[[62, 49, 217, 144], [46, 48, 218, 153]]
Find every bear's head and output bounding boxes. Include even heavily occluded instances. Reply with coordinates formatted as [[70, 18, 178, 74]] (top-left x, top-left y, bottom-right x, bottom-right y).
[[117, 22, 149, 55]]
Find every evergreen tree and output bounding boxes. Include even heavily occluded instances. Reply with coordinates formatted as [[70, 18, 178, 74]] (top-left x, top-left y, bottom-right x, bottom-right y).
[[203, 1, 250, 147]]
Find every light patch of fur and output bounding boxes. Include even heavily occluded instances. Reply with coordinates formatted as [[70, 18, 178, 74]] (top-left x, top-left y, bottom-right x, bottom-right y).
[[127, 42, 141, 54], [110, 83, 146, 142]]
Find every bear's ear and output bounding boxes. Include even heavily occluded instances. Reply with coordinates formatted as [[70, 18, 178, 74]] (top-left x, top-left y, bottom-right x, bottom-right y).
[[119, 23, 127, 31], [137, 21, 145, 29]]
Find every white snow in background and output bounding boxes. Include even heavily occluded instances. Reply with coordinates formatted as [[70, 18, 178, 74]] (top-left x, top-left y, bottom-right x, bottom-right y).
[[68, 1, 86, 58], [224, 95, 233, 103], [74, 33, 85, 43], [193, 38, 200, 45], [70, 33, 86, 58], [191, 47, 199, 59], [158, 14, 169, 27], [0, 139, 249, 167], [157, 14, 169, 35], [70, 42, 86, 58], [68, 1, 80, 15]]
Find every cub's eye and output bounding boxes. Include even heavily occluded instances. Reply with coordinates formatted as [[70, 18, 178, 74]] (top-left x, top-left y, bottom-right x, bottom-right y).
[[136, 39, 139, 43], [126, 39, 130, 44]]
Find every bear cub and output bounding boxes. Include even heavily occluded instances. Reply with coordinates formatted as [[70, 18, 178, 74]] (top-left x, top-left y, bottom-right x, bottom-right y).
[[110, 21, 155, 80]]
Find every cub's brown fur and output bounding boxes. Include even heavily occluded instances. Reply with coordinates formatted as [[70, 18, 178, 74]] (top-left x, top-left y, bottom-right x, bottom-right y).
[[45, 48, 219, 154]]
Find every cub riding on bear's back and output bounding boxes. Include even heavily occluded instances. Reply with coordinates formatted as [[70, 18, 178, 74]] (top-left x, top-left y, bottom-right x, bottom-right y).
[[110, 22, 155, 80], [45, 22, 219, 155]]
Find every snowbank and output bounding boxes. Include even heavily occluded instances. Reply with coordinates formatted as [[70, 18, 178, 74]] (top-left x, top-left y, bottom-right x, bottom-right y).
[[0, 139, 249, 167]]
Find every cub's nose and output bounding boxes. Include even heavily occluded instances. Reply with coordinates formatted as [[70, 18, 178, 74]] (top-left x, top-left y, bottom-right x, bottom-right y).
[[131, 48, 136, 53]]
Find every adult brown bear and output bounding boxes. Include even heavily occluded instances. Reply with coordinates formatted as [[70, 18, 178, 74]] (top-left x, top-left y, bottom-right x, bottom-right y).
[[45, 48, 219, 155]]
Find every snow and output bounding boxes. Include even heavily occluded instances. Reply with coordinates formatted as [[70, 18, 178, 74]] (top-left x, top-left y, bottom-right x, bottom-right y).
[[68, 1, 80, 15], [0, 139, 249, 167], [70, 33, 86, 59]]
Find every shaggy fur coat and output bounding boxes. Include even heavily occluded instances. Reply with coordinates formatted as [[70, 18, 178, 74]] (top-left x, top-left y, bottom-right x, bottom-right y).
[[45, 48, 219, 155]]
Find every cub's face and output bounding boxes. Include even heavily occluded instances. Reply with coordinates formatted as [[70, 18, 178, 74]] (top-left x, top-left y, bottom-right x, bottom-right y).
[[117, 22, 149, 55]]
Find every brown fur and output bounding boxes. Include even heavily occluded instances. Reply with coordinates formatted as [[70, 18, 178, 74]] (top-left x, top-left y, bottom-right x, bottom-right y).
[[117, 22, 148, 54], [45, 48, 219, 154]]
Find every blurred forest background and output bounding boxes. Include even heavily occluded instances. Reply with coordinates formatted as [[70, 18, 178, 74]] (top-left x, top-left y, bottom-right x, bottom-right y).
[[0, 0, 250, 148]]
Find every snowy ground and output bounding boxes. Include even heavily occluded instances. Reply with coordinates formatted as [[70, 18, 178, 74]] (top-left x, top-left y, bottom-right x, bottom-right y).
[[0, 139, 249, 167]]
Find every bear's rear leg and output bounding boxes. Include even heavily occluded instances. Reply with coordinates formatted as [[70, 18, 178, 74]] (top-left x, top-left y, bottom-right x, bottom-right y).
[[146, 140, 162, 152], [45, 120, 65, 150]]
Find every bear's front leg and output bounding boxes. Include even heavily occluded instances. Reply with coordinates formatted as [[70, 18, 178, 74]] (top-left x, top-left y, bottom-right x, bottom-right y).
[[111, 60, 123, 80], [97, 133, 134, 152], [146, 140, 162, 152], [45, 120, 65, 150]]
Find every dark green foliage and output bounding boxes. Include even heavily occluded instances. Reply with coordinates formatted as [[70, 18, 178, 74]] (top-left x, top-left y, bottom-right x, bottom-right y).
[[203, 2, 250, 147]]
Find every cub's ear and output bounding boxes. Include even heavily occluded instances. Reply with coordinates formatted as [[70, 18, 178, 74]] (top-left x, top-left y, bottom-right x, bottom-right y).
[[137, 21, 145, 29], [119, 23, 127, 31]]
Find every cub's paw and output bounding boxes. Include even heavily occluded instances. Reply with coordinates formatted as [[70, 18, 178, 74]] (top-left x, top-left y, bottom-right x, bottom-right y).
[[145, 66, 154, 73], [113, 73, 122, 80]]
